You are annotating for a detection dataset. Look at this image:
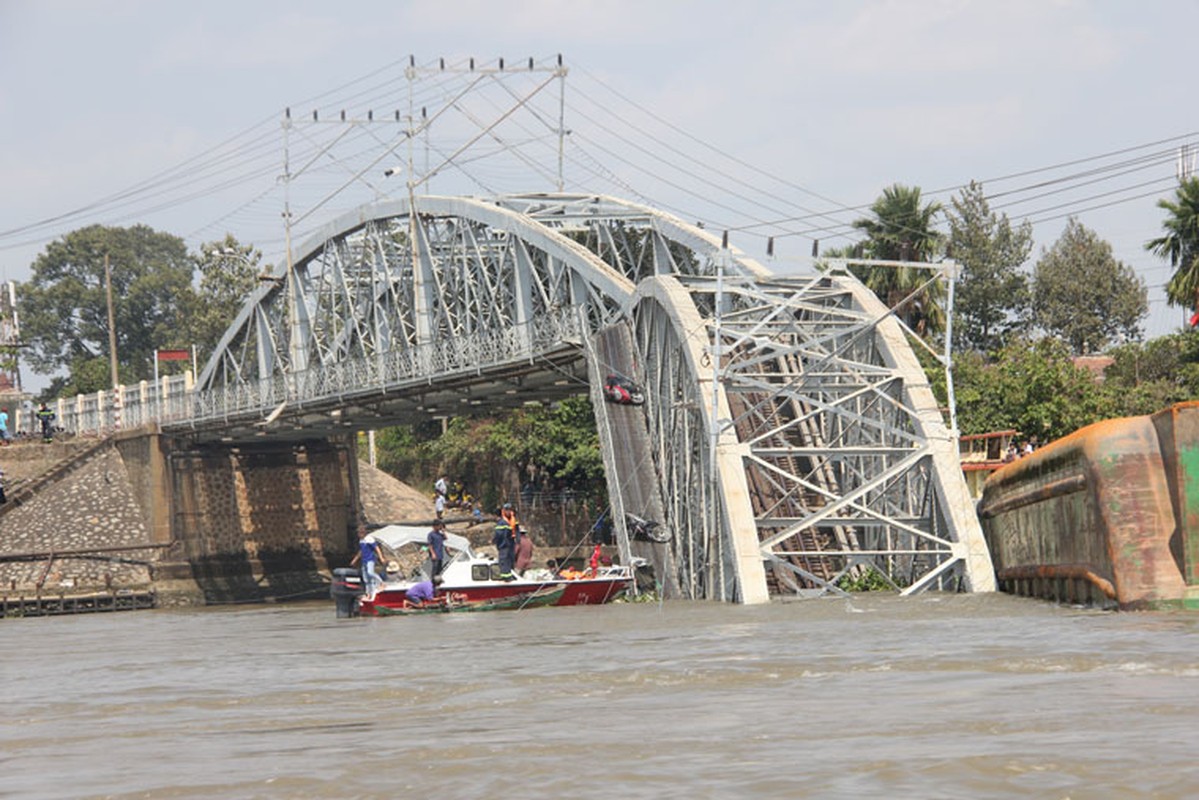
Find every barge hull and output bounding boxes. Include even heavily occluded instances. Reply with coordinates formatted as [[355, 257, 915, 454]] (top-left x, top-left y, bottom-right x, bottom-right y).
[[979, 402, 1199, 610]]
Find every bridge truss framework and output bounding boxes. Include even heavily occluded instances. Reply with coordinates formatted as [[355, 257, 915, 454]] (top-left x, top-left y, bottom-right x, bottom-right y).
[[65, 193, 993, 602]]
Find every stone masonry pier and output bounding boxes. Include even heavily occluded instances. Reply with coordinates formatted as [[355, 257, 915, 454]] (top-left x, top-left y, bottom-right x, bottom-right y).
[[0, 427, 362, 607]]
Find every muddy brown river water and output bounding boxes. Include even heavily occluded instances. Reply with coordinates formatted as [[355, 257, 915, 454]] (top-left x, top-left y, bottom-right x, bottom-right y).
[[3, 593, 1199, 798]]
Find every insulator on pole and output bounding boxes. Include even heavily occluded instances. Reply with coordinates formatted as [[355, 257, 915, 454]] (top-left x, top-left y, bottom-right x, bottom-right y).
[[499, 57, 504, 70], [368, 109, 373, 121], [409, 54, 415, 67], [528, 57, 534, 70], [557, 53, 562, 66], [470, 57, 475, 70], [312, 110, 318, 121], [421, 107, 427, 119], [721, 231, 729, 249], [767, 237, 774, 257], [340, 109, 346, 121], [285, 107, 291, 119], [395, 110, 400, 121], [811, 239, 819, 257]]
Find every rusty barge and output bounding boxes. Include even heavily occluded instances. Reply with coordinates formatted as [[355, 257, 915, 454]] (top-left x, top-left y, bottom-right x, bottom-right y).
[[978, 402, 1199, 610]]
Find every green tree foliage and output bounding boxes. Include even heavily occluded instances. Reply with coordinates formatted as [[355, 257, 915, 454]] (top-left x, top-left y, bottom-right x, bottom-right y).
[[21, 225, 193, 393], [373, 397, 606, 512], [946, 181, 1033, 353], [952, 337, 1113, 442], [1032, 218, 1147, 355], [1146, 176, 1199, 310], [1102, 333, 1199, 417], [851, 184, 945, 336], [184, 236, 266, 369]]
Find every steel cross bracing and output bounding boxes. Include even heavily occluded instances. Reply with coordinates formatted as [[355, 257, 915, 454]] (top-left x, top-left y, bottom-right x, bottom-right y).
[[630, 271, 993, 601], [102, 191, 991, 601]]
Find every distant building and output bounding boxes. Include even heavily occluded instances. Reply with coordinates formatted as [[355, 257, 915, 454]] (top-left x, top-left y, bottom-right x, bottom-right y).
[[1073, 355, 1115, 383], [959, 429, 1020, 499]]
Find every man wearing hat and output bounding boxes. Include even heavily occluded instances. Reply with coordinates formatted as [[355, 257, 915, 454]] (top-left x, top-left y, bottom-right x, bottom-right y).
[[350, 525, 385, 600]]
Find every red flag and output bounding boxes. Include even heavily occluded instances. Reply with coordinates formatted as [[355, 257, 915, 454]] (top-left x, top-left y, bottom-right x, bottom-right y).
[[156, 349, 190, 361], [1189, 311, 1199, 328]]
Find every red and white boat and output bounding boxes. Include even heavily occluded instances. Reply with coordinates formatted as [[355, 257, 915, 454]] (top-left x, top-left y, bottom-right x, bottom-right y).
[[356, 524, 633, 616]]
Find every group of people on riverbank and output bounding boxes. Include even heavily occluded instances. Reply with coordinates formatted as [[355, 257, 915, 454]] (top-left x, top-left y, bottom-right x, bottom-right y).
[[0, 403, 59, 444], [433, 474, 479, 519], [1002, 437, 1039, 463]]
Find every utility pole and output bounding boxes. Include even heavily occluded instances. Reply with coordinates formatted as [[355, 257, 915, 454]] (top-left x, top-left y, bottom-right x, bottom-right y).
[[104, 253, 119, 388], [104, 253, 121, 430]]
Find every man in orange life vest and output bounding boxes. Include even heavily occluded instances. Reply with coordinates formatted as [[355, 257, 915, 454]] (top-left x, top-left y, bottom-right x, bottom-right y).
[[493, 503, 520, 579]]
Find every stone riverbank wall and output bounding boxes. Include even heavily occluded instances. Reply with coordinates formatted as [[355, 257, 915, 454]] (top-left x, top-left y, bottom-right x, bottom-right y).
[[978, 401, 1199, 610], [0, 428, 362, 607]]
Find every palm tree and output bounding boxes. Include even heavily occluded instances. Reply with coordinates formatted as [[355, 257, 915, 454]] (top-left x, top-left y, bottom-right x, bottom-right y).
[[1146, 176, 1199, 312], [851, 184, 945, 335]]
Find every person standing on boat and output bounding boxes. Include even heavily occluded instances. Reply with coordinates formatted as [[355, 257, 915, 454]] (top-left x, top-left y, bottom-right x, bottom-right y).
[[514, 528, 534, 575], [494, 504, 519, 579], [427, 519, 448, 577], [500, 502, 522, 552], [589, 543, 603, 577], [350, 525, 385, 600]]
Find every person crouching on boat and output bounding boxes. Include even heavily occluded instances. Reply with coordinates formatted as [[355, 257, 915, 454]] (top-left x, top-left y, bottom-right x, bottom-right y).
[[351, 525, 385, 600], [405, 577, 438, 607]]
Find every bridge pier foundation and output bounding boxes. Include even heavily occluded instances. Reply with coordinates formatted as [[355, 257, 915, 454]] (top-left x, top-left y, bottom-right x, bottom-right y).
[[0, 430, 360, 607]]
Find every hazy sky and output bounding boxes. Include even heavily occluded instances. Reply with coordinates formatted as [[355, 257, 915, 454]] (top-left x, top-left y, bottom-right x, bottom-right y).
[[2, 0, 1197, 389]]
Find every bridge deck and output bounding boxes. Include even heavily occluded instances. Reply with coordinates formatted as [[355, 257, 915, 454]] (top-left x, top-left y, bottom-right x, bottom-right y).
[[592, 325, 676, 595]]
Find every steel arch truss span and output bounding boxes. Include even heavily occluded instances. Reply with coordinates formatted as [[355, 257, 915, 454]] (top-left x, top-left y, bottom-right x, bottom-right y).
[[182, 192, 991, 603], [191, 193, 757, 437], [632, 272, 994, 603], [193, 196, 648, 435]]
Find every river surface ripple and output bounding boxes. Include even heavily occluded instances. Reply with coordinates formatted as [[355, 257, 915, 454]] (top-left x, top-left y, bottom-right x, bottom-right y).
[[3, 593, 1199, 799]]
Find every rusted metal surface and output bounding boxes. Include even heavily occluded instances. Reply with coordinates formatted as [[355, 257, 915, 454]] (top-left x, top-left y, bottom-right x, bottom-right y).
[[980, 406, 1196, 610], [1150, 401, 1199, 586], [995, 564, 1116, 600], [978, 474, 1087, 518]]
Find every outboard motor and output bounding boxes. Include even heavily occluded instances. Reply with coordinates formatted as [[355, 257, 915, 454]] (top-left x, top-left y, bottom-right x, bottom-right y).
[[331, 567, 364, 618]]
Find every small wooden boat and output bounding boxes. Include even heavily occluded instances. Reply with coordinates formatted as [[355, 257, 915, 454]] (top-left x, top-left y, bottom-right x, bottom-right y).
[[375, 584, 565, 616]]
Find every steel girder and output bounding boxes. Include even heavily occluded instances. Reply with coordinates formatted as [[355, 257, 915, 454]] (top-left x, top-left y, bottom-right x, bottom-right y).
[[630, 271, 993, 602]]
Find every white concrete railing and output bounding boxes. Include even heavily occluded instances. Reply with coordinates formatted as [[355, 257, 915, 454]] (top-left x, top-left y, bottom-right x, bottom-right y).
[[12, 371, 196, 438]]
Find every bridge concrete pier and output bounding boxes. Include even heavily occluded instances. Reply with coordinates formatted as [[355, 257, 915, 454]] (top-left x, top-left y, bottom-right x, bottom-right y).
[[0, 428, 360, 606]]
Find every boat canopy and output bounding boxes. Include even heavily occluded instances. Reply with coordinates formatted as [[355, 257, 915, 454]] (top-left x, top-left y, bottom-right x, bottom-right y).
[[371, 524, 474, 556]]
